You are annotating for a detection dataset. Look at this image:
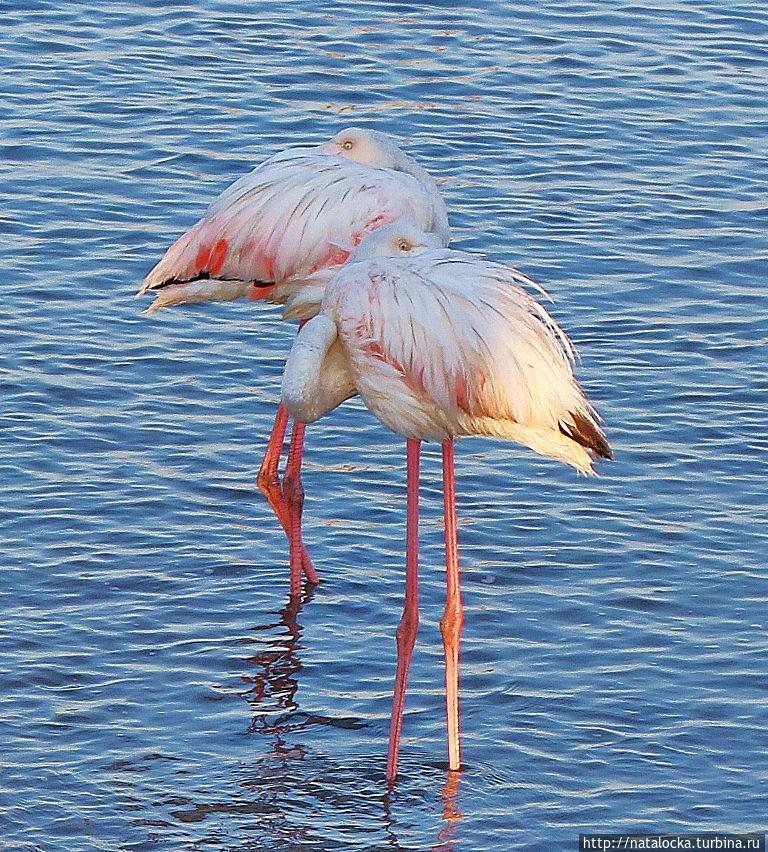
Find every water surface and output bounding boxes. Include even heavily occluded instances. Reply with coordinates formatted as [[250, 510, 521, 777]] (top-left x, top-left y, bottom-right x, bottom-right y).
[[3, 1, 767, 849]]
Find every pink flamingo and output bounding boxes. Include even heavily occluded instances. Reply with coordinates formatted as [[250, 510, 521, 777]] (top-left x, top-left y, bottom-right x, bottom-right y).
[[138, 129, 449, 594], [281, 223, 612, 781]]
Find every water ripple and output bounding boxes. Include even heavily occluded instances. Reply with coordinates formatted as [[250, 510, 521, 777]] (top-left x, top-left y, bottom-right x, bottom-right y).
[[3, 0, 767, 849]]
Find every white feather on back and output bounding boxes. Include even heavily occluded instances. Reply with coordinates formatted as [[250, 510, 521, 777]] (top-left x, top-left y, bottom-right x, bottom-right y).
[[323, 249, 597, 450], [140, 147, 449, 305]]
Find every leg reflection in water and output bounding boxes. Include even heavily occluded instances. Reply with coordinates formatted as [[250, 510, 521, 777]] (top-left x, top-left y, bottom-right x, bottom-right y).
[[240, 591, 313, 738], [381, 766, 463, 849], [437, 770, 463, 844]]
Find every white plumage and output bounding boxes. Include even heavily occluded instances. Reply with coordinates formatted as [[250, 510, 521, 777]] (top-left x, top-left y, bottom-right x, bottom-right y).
[[138, 129, 451, 595], [138, 128, 449, 317], [282, 224, 612, 474], [281, 222, 612, 779]]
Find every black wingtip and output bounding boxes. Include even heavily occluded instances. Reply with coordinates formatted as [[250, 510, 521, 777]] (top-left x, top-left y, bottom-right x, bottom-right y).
[[560, 411, 613, 460], [149, 271, 211, 291], [149, 272, 275, 292]]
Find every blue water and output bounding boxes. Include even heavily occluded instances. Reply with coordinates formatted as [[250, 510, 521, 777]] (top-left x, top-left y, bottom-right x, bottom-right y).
[[3, 1, 767, 848]]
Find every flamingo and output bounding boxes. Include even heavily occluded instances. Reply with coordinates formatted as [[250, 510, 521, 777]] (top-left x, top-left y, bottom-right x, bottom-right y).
[[138, 129, 450, 594], [281, 223, 612, 781]]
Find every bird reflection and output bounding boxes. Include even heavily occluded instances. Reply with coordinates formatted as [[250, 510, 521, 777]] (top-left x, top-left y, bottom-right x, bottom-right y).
[[382, 767, 463, 850], [240, 589, 314, 738], [210, 592, 465, 848], [435, 770, 462, 847]]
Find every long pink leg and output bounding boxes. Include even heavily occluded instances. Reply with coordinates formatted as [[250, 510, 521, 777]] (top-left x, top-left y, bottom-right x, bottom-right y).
[[440, 439, 463, 772], [282, 418, 319, 595], [386, 438, 421, 783], [256, 402, 290, 522], [281, 319, 317, 590], [256, 402, 288, 513], [256, 402, 316, 584]]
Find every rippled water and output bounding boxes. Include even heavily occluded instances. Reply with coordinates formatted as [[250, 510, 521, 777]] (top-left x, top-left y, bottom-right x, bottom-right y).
[[3, 1, 767, 849]]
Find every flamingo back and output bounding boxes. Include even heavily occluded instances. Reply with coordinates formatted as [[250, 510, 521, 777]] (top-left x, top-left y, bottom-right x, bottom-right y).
[[139, 148, 448, 314], [323, 250, 611, 472]]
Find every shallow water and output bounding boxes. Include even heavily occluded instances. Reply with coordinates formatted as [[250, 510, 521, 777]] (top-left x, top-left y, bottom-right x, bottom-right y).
[[3, 1, 767, 849]]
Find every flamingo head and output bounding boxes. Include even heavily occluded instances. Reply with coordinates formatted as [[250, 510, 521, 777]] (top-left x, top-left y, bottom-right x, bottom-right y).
[[320, 127, 409, 169], [351, 222, 443, 261]]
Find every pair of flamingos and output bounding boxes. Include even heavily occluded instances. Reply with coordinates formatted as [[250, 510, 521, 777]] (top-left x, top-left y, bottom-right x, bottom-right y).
[[139, 127, 612, 782]]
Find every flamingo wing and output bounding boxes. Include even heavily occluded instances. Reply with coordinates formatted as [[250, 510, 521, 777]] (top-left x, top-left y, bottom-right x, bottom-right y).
[[139, 149, 443, 313], [326, 252, 607, 457]]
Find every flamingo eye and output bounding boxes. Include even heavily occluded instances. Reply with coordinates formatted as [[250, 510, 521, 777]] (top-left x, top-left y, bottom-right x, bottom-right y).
[[398, 240, 412, 252], [341, 139, 354, 150]]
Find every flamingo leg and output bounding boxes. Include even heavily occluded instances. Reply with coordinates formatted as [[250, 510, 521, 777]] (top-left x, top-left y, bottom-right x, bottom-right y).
[[386, 438, 421, 783], [256, 402, 317, 586], [282, 418, 319, 595], [256, 402, 290, 521], [440, 439, 463, 772]]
